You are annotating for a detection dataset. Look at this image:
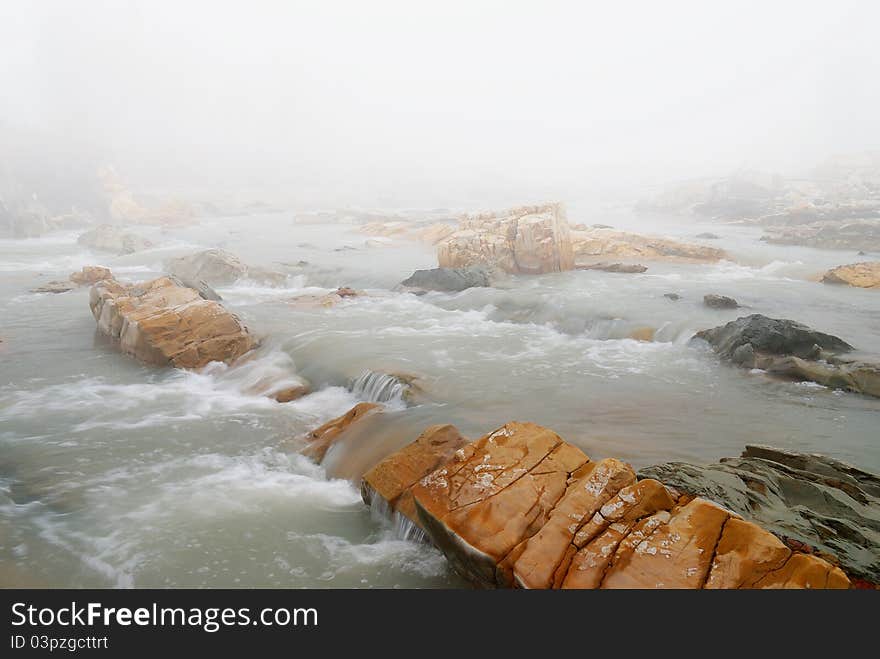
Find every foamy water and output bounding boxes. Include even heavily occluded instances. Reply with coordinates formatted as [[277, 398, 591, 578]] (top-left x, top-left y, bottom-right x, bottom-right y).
[[1, 211, 878, 587]]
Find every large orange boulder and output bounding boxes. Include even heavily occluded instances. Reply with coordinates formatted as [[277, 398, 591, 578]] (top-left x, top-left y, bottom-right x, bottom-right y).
[[89, 276, 256, 368], [821, 261, 880, 289], [404, 421, 850, 589]]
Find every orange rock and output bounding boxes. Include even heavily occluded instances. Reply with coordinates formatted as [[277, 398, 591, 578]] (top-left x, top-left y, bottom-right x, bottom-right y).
[[600, 498, 730, 589], [361, 424, 468, 528], [628, 327, 656, 342], [704, 517, 792, 588], [753, 552, 851, 589], [70, 265, 113, 286], [821, 261, 880, 289], [300, 402, 382, 463], [89, 277, 256, 368]]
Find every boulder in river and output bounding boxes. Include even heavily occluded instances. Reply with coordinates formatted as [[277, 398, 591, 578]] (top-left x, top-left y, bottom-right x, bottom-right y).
[[166, 249, 288, 288], [821, 261, 880, 289], [696, 232, 721, 239], [438, 203, 574, 275], [69, 265, 113, 286], [703, 293, 739, 309], [639, 445, 880, 584], [663, 292, 681, 301], [77, 224, 153, 254], [399, 266, 492, 293], [89, 276, 256, 368], [694, 314, 880, 397], [390, 421, 849, 588]]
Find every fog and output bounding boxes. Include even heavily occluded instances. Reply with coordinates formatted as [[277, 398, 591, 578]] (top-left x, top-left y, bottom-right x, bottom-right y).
[[2, 0, 879, 207]]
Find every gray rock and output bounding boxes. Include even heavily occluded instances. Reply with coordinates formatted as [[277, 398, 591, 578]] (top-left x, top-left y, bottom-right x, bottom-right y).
[[703, 293, 739, 309], [694, 314, 852, 360], [696, 232, 721, 239], [663, 292, 681, 301], [399, 266, 492, 293], [77, 225, 153, 255], [165, 249, 247, 286], [639, 445, 880, 582]]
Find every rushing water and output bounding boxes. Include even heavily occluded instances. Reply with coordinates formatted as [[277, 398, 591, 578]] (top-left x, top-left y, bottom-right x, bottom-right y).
[[1, 210, 879, 587]]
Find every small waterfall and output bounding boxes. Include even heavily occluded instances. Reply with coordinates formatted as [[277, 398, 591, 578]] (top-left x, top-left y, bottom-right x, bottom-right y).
[[349, 370, 409, 404], [366, 485, 428, 544]]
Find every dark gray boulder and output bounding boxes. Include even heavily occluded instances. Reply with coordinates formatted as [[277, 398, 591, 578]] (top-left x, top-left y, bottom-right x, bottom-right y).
[[695, 314, 852, 360], [703, 293, 739, 309], [399, 266, 492, 293], [639, 445, 880, 583]]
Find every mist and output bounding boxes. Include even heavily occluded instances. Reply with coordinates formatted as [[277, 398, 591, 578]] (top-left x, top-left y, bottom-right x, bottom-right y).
[[2, 0, 880, 207]]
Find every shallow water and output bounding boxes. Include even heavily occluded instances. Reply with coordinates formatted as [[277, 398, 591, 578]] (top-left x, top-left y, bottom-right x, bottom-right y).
[[1, 211, 878, 587]]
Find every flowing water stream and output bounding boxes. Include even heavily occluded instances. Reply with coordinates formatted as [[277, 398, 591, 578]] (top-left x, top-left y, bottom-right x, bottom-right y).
[[2, 209, 878, 587]]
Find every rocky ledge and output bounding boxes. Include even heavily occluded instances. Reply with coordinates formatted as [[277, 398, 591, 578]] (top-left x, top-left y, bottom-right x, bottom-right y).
[[694, 314, 880, 398], [571, 227, 727, 264], [89, 276, 256, 368], [354, 420, 851, 589], [640, 445, 880, 584]]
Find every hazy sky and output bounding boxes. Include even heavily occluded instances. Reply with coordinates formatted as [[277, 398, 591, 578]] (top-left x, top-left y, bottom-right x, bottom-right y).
[[1, 1, 878, 202]]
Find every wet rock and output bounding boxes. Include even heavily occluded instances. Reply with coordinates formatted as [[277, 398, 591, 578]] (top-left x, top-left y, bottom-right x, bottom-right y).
[[639, 444, 880, 583], [166, 249, 248, 286], [696, 314, 853, 359], [31, 281, 76, 294], [821, 261, 880, 289], [299, 402, 383, 462], [349, 369, 420, 404], [89, 276, 256, 368], [403, 422, 848, 588], [69, 266, 113, 286], [77, 224, 153, 254], [703, 294, 739, 309], [571, 227, 727, 263], [438, 203, 574, 275], [696, 232, 721, 239], [663, 292, 681, 301], [399, 266, 492, 292], [362, 424, 469, 532], [693, 314, 880, 396], [577, 262, 647, 273], [166, 249, 287, 288]]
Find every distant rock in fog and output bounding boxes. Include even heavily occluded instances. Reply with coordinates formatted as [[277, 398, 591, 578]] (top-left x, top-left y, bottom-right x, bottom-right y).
[[77, 224, 153, 255], [703, 293, 739, 309]]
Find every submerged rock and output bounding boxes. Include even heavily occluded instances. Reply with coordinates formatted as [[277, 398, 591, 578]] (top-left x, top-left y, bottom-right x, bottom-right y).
[[703, 293, 740, 309], [639, 445, 880, 583], [31, 281, 76, 294], [663, 292, 681, 301], [389, 421, 849, 588], [77, 224, 153, 254], [287, 287, 365, 309], [577, 262, 647, 273], [821, 261, 880, 289], [399, 266, 492, 293], [89, 276, 256, 368], [694, 314, 880, 397], [299, 402, 383, 462], [696, 232, 721, 239], [438, 203, 574, 275]]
